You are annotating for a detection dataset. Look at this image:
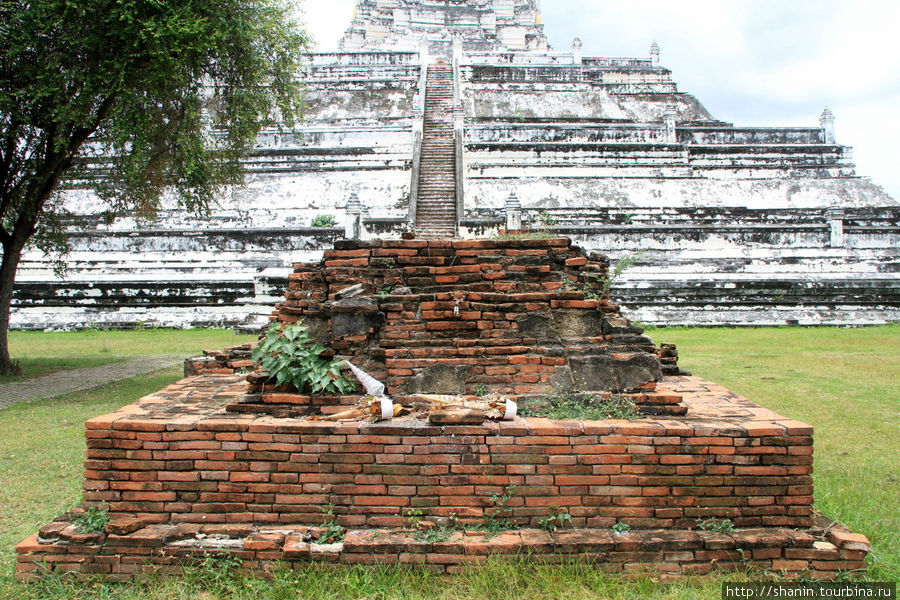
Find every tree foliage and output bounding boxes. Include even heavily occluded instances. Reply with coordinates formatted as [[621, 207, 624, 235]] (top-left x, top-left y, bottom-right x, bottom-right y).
[[0, 0, 309, 372]]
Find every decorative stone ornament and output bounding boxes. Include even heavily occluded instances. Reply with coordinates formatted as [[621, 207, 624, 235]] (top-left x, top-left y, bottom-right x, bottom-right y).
[[820, 107, 836, 144], [572, 37, 583, 65], [345, 192, 363, 239], [505, 190, 522, 230]]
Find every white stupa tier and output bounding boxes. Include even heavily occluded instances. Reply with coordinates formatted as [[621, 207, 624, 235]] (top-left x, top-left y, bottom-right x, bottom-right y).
[[13, 0, 898, 330]]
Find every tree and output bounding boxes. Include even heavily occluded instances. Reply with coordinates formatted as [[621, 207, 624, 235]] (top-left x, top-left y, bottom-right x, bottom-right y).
[[0, 0, 309, 373]]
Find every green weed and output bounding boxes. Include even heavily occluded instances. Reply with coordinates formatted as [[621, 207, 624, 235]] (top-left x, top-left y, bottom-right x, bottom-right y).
[[610, 522, 631, 534], [477, 486, 517, 537], [520, 389, 641, 421], [72, 504, 110, 534], [310, 214, 337, 228], [537, 507, 574, 533], [697, 518, 735, 533], [316, 504, 345, 545]]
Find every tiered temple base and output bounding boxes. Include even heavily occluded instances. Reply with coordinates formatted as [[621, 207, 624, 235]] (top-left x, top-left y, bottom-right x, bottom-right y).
[[16, 374, 871, 581]]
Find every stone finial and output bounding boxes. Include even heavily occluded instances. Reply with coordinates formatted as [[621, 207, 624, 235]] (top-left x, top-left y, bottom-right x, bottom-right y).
[[663, 104, 677, 143], [820, 107, 835, 144], [572, 37, 583, 66], [345, 192, 363, 239], [505, 191, 522, 231], [346, 192, 362, 215], [650, 40, 660, 65]]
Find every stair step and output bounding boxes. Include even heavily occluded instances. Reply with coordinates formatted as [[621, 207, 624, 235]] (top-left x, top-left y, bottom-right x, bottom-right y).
[[415, 63, 458, 238]]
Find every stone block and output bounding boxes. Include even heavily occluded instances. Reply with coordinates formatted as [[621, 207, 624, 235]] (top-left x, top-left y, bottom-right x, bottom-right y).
[[407, 363, 471, 395], [569, 353, 661, 392]]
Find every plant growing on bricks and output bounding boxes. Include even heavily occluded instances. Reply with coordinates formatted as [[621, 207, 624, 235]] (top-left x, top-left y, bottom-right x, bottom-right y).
[[251, 322, 354, 394]]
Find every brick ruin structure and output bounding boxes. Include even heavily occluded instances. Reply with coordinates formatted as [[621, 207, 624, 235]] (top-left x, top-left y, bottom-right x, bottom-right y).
[[16, 237, 873, 581]]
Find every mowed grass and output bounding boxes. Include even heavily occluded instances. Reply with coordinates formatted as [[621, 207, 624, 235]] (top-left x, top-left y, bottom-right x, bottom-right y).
[[0, 326, 896, 598], [1, 328, 256, 383]]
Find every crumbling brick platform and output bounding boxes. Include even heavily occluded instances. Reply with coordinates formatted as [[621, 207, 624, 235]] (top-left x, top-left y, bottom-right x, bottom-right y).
[[15, 373, 871, 581], [15, 237, 873, 581]]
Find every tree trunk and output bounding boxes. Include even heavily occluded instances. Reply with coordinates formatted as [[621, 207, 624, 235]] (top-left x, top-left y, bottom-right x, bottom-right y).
[[0, 231, 30, 375]]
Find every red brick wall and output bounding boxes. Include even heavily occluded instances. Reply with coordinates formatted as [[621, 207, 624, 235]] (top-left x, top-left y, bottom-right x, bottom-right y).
[[82, 413, 812, 530], [270, 237, 666, 398]]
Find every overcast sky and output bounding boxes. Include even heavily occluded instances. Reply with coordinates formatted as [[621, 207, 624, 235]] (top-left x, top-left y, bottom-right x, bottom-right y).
[[297, 0, 900, 201]]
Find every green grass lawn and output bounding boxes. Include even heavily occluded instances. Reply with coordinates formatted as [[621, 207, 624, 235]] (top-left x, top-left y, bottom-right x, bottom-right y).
[[0, 326, 896, 599], [1, 328, 256, 383]]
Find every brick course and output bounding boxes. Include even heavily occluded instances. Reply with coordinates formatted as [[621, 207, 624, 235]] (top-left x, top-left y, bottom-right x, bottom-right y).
[[16, 522, 868, 582]]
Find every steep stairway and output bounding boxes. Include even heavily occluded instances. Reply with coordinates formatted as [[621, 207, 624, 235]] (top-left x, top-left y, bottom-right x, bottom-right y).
[[414, 62, 458, 238]]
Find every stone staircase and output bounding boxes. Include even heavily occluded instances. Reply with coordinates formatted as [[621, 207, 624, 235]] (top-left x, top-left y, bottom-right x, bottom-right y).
[[414, 62, 458, 238]]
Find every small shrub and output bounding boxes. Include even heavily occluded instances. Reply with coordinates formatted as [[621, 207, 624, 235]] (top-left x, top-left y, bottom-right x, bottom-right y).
[[601, 250, 648, 297], [564, 250, 648, 300], [537, 507, 573, 532], [72, 504, 110, 534], [537, 210, 558, 232], [697, 518, 735, 533], [610, 522, 631, 534], [310, 214, 337, 227], [473, 383, 488, 397], [519, 389, 641, 421], [251, 323, 354, 395]]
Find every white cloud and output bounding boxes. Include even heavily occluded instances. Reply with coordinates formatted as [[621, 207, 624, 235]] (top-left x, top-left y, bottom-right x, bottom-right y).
[[294, 0, 357, 50], [297, 0, 900, 199]]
